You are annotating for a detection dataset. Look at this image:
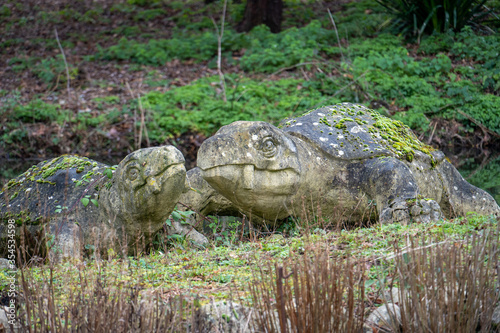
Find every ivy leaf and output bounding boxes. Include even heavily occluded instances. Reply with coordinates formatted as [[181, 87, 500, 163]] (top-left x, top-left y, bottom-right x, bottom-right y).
[[168, 234, 184, 240], [105, 168, 113, 179], [180, 210, 195, 218], [91, 199, 99, 207], [81, 197, 90, 207], [171, 211, 181, 222]]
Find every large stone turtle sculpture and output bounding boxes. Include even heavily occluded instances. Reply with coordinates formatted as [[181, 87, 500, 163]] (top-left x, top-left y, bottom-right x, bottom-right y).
[[192, 103, 500, 225], [0, 146, 206, 262]]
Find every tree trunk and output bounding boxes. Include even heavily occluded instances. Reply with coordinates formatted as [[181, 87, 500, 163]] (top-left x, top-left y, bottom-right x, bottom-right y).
[[237, 0, 283, 33]]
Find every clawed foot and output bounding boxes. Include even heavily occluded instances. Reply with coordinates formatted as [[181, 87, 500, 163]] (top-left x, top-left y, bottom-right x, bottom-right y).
[[381, 199, 443, 224]]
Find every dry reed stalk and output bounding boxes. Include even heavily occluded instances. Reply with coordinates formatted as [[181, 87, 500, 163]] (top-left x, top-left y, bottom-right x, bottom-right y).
[[249, 248, 366, 332], [393, 228, 499, 333]]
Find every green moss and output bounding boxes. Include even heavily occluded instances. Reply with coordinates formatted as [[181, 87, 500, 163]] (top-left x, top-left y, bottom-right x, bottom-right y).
[[2, 155, 107, 193], [371, 113, 435, 164], [319, 104, 436, 164], [36, 179, 56, 185]]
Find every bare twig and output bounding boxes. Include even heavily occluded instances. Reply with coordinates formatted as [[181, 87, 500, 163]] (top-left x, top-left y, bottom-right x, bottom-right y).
[[125, 82, 150, 149], [456, 109, 500, 149], [427, 120, 438, 144], [373, 239, 451, 261], [327, 8, 345, 63], [211, 0, 228, 102], [333, 71, 368, 97], [54, 28, 71, 102], [267, 61, 323, 78]]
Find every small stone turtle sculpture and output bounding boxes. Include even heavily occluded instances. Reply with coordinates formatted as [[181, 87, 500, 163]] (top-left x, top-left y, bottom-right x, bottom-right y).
[[190, 103, 500, 224], [0, 146, 207, 262]]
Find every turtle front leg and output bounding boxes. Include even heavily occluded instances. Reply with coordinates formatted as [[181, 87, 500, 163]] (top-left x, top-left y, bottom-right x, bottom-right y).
[[351, 157, 442, 224], [47, 218, 82, 263]]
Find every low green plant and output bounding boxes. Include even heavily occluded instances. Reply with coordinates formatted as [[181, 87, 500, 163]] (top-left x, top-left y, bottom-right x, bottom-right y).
[[207, 216, 243, 247], [32, 56, 78, 89], [0, 5, 11, 17], [134, 8, 166, 21], [142, 75, 328, 142], [95, 30, 248, 65], [376, 0, 494, 39]]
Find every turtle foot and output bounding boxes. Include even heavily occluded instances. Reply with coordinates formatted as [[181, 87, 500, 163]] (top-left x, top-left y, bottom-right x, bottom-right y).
[[409, 199, 442, 223], [166, 220, 209, 247], [381, 199, 442, 224]]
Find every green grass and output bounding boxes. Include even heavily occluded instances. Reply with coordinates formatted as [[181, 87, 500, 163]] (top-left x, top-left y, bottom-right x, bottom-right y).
[[6, 214, 496, 305]]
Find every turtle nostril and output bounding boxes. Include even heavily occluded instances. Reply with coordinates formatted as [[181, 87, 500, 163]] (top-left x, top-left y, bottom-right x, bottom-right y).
[[148, 177, 162, 194]]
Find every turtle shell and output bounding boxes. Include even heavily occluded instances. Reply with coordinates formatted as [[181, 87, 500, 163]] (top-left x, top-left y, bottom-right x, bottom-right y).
[[0, 155, 112, 226], [281, 103, 435, 162]]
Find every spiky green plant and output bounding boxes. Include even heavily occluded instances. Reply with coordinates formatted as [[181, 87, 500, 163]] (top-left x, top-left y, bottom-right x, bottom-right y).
[[376, 0, 493, 39]]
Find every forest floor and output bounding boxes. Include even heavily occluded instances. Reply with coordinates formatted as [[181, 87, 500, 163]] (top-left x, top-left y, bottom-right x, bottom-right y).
[[2, 0, 499, 170], [1, 0, 353, 168]]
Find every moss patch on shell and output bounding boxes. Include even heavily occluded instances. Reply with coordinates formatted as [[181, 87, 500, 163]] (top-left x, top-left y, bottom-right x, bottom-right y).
[[298, 104, 436, 164]]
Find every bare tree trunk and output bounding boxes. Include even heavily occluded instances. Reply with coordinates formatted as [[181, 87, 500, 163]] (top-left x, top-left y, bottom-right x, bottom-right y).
[[237, 0, 283, 33]]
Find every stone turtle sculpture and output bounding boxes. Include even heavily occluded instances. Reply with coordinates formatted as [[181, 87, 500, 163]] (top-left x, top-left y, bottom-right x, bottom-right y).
[[0, 146, 206, 262], [194, 103, 500, 224]]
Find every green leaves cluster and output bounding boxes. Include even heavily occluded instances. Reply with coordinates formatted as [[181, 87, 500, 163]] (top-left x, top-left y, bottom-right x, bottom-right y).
[[96, 30, 248, 66], [240, 21, 336, 72], [375, 0, 494, 38], [142, 75, 329, 142]]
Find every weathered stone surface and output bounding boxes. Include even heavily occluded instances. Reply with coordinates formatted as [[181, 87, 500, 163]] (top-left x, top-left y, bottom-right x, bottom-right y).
[[194, 103, 500, 225], [0, 146, 202, 261], [364, 303, 401, 332], [0, 306, 20, 332], [382, 287, 400, 305], [176, 167, 247, 233], [199, 301, 255, 333], [492, 302, 500, 329], [178, 167, 238, 219]]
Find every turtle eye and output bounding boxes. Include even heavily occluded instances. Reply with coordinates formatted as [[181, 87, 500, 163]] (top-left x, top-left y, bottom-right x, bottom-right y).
[[260, 137, 278, 158], [128, 168, 139, 181]]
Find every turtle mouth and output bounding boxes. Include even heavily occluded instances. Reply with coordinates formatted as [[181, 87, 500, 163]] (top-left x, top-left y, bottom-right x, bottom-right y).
[[200, 164, 299, 213]]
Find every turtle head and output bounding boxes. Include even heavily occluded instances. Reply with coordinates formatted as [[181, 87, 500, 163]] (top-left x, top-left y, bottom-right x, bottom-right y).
[[110, 145, 187, 235], [198, 121, 301, 220]]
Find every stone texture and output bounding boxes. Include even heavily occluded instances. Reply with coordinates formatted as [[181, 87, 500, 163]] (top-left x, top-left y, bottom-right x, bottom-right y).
[[365, 303, 401, 332], [0, 306, 20, 332], [0, 146, 205, 261], [193, 103, 500, 226], [492, 302, 500, 330], [200, 301, 255, 333], [382, 287, 400, 305]]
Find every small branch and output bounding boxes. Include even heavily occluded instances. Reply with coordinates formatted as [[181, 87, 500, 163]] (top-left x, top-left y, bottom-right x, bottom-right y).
[[456, 109, 500, 149], [333, 71, 368, 97], [211, 0, 228, 102], [327, 8, 345, 63], [54, 28, 71, 102], [125, 82, 150, 149], [267, 61, 323, 77], [427, 120, 438, 144], [373, 239, 452, 262]]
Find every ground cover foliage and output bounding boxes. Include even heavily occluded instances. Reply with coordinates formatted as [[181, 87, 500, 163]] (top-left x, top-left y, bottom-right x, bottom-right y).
[[1, 1, 499, 160], [2, 214, 499, 331]]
